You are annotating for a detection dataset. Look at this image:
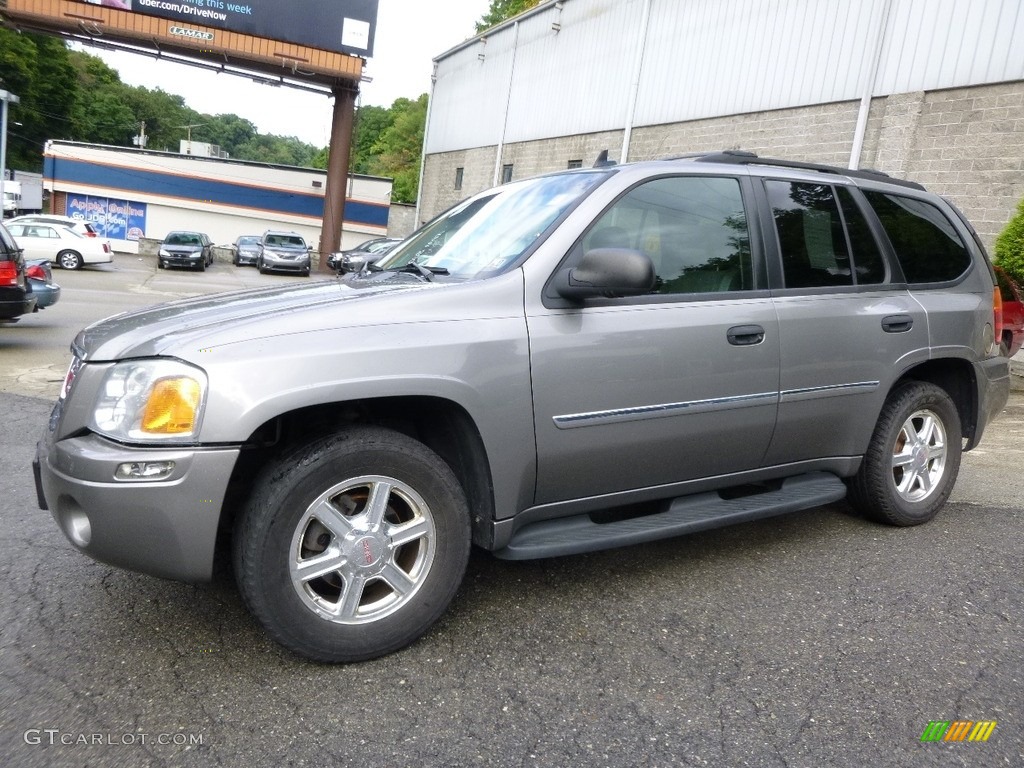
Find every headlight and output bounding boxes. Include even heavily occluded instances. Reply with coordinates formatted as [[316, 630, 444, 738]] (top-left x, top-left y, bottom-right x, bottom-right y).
[[159, 248, 170, 257], [91, 359, 208, 443]]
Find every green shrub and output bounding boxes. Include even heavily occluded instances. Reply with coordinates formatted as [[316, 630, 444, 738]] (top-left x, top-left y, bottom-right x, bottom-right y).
[[995, 198, 1024, 286]]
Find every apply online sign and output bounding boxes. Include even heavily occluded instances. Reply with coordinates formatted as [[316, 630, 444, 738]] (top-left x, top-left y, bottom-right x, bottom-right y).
[[66, 195, 148, 241]]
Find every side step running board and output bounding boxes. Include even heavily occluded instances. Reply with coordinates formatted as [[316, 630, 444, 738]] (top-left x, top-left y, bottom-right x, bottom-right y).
[[495, 472, 847, 560]]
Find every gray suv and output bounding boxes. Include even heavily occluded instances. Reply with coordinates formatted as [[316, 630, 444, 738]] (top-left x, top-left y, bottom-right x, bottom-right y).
[[33, 151, 1010, 663]]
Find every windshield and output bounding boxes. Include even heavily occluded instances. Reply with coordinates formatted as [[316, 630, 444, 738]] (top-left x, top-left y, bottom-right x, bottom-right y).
[[378, 170, 609, 279], [166, 233, 201, 246], [266, 234, 306, 248]]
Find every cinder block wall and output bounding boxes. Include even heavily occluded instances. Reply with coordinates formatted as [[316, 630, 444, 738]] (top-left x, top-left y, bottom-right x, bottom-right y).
[[420, 80, 1024, 249]]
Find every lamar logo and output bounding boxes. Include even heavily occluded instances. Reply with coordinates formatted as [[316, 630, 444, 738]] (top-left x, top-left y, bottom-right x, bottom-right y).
[[921, 720, 997, 742], [169, 26, 215, 42]]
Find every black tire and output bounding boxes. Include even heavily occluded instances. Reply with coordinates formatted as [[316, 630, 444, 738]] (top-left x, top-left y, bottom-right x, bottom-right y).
[[158, 259, 165, 269], [848, 382, 962, 526], [233, 426, 471, 663], [57, 250, 83, 270]]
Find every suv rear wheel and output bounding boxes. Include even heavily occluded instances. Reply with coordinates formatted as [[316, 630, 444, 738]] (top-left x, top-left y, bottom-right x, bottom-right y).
[[848, 382, 962, 526], [234, 426, 471, 662]]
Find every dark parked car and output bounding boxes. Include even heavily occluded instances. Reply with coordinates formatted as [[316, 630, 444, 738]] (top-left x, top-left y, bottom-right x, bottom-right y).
[[25, 258, 61, 310], [0, 221, 37, 322], [256, 230, 311, 276], [327, 237, 403, 272], [995, 266, 1024, 357], [158, 231, 214, 271], [231, 235, 261, 267]]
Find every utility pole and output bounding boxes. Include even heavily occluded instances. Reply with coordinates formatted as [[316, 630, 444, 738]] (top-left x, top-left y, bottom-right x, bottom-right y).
[[0, 89, 21, 219], [178, 123, 207, 154], [133, 120, 147, 149]]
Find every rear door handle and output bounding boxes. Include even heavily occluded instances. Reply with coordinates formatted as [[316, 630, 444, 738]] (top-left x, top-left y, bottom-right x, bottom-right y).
[[882, 314, 914, 333], [727, 325, 765, 346]]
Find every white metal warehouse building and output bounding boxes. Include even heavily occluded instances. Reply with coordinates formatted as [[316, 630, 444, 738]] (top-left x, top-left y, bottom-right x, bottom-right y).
[[419, 0, 1024, 247]]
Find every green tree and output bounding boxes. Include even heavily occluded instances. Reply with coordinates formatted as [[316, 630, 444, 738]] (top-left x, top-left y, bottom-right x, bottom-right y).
[[0, 29, 78, 169], [352, 104, 393, 174], [476, 0, 542, 32], [995, 199, 1024, 286], [368, 95, 428, 203]]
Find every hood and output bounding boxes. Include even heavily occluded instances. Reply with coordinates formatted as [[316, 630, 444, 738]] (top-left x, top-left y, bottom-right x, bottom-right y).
[[162, 243, 202, 254], [75, 272, 435, 361]]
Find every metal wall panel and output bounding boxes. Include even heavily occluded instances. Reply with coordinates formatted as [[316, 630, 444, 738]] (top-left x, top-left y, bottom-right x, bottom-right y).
[[634, 0, 884, 126], [501, 0, 646, 143], [875, 0, 1024, 94], [426, 0, 1024, 153], [424, 34, 516, 154]]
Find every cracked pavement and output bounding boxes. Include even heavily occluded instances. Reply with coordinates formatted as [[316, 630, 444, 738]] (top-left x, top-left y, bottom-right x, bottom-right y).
[[0, 256, 1021, 766]]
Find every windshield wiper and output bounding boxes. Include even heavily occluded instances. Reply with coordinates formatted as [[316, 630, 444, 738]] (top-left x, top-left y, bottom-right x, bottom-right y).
[[396, 262, 450, 281]]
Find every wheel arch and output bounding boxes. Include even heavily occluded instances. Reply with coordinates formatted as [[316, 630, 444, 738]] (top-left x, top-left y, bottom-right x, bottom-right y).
[[216, 395, 497, 571], [893, 358, 978, 447]]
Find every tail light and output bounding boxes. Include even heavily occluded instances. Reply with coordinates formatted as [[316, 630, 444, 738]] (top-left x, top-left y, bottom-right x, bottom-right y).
[[0, 260, 17, 286], [103, 243, 111, 253], [993, 284, 1004, 344], [85, 231, 97, 237], [26, 264, 47, 280]]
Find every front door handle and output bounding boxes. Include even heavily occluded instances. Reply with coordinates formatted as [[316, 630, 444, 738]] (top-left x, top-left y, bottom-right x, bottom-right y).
[[727, 325, 765, 346], [882, 314, 914, 333]]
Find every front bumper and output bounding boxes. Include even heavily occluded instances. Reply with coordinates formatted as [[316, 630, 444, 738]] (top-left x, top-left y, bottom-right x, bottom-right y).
[[261, 253, 310, 273], [35, 433, 240, 582], [161, 252, 203, 268]]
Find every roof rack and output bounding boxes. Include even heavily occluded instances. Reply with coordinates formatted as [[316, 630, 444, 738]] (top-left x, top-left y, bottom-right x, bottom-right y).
[[675, 150, 925, 191]]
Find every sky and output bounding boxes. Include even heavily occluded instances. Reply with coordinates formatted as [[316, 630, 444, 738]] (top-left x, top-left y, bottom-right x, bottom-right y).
[[75, 0, 491, 148]]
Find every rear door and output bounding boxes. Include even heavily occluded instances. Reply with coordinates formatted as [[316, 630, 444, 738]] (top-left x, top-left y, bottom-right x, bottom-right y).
[[757, 178, 929, 464], [6, 224, 45, 261], [528, 174, 781, 504]]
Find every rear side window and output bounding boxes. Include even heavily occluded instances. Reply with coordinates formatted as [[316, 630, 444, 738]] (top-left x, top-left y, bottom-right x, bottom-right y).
[[766, 181, 854, 288], [863, 191, 970, 283]]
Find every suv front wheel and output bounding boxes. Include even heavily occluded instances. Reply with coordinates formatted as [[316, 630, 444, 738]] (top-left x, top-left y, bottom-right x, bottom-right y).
[[233, 426, 471, 663], [848, 382, 962, 526]]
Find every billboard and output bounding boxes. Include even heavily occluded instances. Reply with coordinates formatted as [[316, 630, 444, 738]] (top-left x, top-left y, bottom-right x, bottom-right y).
[[74, 0, 378, 56]]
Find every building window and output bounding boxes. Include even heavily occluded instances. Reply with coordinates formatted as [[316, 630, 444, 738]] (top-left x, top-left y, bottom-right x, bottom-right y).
[[454, 167, 464, 190], [501, 164, 514, 184], [567, 159, 583, 169]]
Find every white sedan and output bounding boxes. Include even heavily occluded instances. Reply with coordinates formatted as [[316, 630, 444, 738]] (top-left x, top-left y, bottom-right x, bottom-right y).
[[5, 221, 113, 270]]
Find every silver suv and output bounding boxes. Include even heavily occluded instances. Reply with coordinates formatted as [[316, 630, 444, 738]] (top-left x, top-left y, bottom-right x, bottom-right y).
[[33, 151, 1010, 662]]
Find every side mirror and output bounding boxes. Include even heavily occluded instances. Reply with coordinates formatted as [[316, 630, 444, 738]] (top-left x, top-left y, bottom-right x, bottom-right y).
[[554, 248, 655, 301]]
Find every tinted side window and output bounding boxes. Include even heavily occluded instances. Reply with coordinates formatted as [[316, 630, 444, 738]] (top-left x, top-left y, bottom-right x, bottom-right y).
[[584, 176, 753, 295], [766, 181, 852, 288], [863, 191, 970, 283]]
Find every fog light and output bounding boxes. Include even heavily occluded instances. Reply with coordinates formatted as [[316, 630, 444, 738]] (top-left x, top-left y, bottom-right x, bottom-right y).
[[115, 461, 176, 481], [65, 509, 91, 547]]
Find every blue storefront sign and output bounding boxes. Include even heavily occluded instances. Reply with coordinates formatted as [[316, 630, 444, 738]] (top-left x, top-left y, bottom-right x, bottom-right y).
[[66, 194, 148, 241]]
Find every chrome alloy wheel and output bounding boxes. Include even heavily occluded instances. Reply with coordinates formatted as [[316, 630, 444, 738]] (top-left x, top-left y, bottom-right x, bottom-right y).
[[289, 475, 436, 624], [890, 408, 947, 503]]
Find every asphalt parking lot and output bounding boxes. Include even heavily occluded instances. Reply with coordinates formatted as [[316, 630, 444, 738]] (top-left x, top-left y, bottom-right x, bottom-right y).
[[1, 255, 1022, 767]]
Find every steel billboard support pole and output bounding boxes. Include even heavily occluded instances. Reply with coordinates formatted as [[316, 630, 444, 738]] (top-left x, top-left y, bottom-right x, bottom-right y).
[[320, 81, 359, 272]]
